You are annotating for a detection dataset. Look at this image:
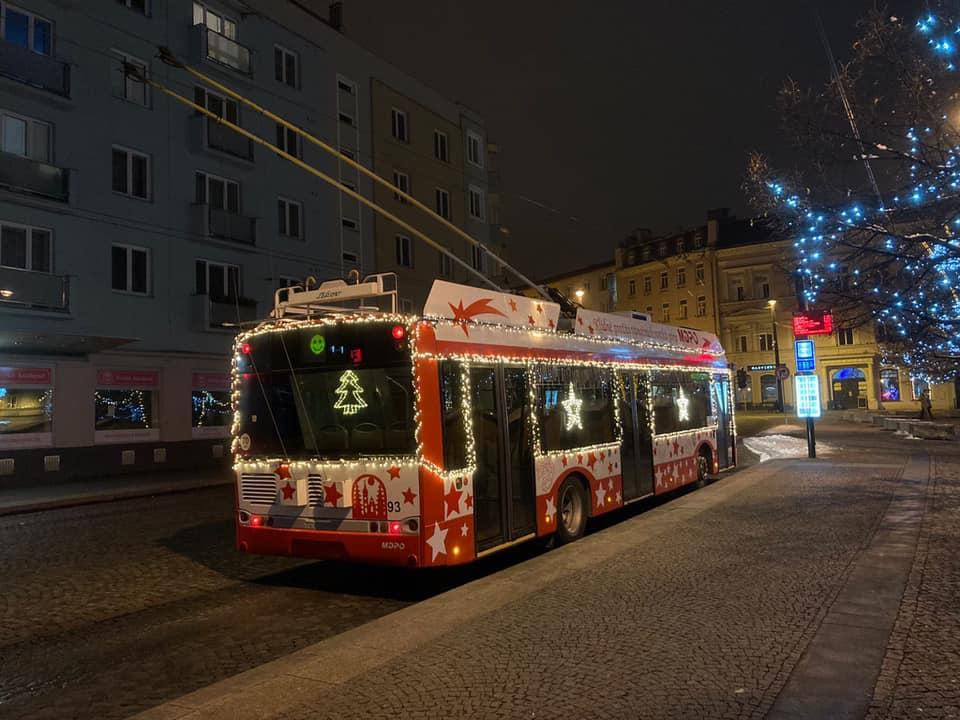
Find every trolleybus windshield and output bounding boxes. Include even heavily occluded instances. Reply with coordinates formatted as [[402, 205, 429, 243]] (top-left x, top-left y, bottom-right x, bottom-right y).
[[235, 323, 415, 459]]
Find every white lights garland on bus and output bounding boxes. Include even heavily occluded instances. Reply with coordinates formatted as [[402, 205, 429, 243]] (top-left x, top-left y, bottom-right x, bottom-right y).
[[676, 387, 690, 422], [560, 382, 583, 431], [332, 369, 367, 415]]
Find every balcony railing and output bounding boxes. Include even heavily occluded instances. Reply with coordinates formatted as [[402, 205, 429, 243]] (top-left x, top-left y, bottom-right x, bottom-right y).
[[192, 294, 257, 330], [193, 203, 256, 246], [192, 24, 252, 75], [0, 266, 69, 312], [198, 115, 253, 161], [0, 38, 69, 96], [0, 152, 69, 202]]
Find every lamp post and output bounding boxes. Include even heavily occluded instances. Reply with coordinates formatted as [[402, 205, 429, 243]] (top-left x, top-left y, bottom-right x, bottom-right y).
[[575, 289, 585, 305], [769, 299, 784, 413]]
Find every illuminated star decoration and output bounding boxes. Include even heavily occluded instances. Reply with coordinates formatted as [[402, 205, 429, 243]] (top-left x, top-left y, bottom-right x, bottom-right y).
[[560, 382, 583, 431], [676, 388, 690, 422], [333, 369, 367, 415]]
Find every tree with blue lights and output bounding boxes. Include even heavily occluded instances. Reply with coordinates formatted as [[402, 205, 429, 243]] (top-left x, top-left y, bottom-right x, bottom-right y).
[[747, 5, 960, 380]]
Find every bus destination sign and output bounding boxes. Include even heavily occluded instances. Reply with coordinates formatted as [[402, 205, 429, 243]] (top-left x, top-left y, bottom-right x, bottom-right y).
[[792, 310, 834, 337]]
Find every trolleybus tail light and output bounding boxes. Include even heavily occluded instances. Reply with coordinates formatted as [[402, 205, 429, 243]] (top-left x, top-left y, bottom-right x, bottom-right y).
[[391, 325, 406, 341], [241, 342, 252, 354], [389, 521, 402, 535], [249, 515, 263, 527]]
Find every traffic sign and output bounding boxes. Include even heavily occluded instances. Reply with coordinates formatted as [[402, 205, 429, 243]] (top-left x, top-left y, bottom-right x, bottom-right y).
[[776, 365, 790, 380], [795, 374, 822, 418], [795, 339, 816, 372]]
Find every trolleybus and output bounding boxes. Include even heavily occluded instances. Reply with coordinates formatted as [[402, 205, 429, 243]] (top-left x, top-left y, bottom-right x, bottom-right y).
[[232, 275, 735, 567]]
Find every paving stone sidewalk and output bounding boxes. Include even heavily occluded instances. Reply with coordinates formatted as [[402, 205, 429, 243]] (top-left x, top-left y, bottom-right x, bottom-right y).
[[134, 448, 920, 720]]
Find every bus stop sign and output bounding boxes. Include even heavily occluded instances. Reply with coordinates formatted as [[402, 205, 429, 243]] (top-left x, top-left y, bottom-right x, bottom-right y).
[[795, 374, 822, 418], [795, 339, 816, 373]]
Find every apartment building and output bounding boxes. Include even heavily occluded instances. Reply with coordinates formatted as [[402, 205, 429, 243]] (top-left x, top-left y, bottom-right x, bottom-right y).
[[370, 80, 493, 311], [532, 210, 958, 413], [0, 0, 491, 481], [532, 261, 616, 312]]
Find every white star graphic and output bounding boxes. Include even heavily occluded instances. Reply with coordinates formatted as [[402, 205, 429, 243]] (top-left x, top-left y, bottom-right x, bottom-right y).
[[460, 523, 469, 537], [616, 491, 622, 503], [426, 522, 448, 561], [560, 382, 583, 431], [545, 496, 556, 521], [594, 481, 606, 508]]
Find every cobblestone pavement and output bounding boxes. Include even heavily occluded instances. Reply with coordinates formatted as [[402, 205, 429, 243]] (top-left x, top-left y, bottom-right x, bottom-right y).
[[867, 454, 960, 720], [0, 486, 492, 720]]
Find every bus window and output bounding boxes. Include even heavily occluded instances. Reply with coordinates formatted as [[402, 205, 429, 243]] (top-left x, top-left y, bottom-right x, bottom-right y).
[[650, 371, 711, 434], [537, 365, 615, 451], [439, 361, 468, 470]]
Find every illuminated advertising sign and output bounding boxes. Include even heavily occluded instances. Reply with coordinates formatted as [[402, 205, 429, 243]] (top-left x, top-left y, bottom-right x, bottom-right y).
[[795, 339, 816, 373], [792, 310, 834, 337], [795, 374, 822, 418]]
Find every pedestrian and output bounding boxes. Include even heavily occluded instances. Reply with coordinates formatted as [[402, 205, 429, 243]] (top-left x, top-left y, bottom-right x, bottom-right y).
[[919, 389, 933, 420]]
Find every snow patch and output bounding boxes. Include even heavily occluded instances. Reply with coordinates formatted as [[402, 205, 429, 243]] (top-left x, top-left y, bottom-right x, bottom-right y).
[[742, 434, 834, 463], [760, 424, 806, 436]]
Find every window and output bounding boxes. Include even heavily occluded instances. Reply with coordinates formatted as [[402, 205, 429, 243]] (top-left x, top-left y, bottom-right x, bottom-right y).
[[468, 185, 485, 220], [912, 377, 929, 401], [0, 386, 53, 437], [678, 299, 688, 320], [676, 267, 686, 287], [470, 245, 485, 272], [111, 244, 149, 294], [696, 295, 706, 317], [435, 187, 450, 219], [760, 374, 778, 403], [760, 280, 771, 298], [693, 232, 704, 249], [392, 170, 409, 202], [117, 0, 148, 14], [600, 274, 608, 291], [273, 45, 298, 88], [193, 2, 236, 38], [192, 389, 231, 429], [195, 259, 239, 299], [341, 217, 358, 230], [659, 271, 668, 290], [439, 251, 452, 277], [395, 234, 413, 267], [643, 275, 651, 295], [658, 241, 668, 258], [399, 298, 414, 313], [391, 107, 408, 142], [838, 328, 854, 346], [195, 171, 240, 213], [95, 388, 155, 431], [466, 130, 483, 166], [538, 366, 615, 451], [628, 279, 636, 296], [736, 335, 748, 353], [434, 130, 448, 161], [661, 303, 670, 322], [880, 369, 901, 402], [194, 86, 238, 123], [0, 110, 50, 162], [676, 237, 685, 254], [275, 123, 299, 157], [337, 79, 354, 94], [439, 361, 469, 469], [277, 275, 300, 289], [758, 333, 775, 352], [695, 263, 705, 284], [2, 4, 52, 54], [735, 284, 745, 301], [338, 111, 354, 126], [112, 50, 149, 106], [650, 371, 711, 434], [112, 146, 150, 200], [277, 197, 302, 238], [0, 222, 51, 272]]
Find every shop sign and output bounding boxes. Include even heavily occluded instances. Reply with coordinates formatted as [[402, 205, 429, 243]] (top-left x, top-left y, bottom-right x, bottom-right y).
[[192, 372, 230, 390], [0, 367, 52, 386], [96, 370, 160, 388], [747, 364, 776, 372]]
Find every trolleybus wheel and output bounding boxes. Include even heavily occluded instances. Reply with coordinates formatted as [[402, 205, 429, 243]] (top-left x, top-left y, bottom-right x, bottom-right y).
[[696, 449, 711, 485], [557, 477, 587, 544]]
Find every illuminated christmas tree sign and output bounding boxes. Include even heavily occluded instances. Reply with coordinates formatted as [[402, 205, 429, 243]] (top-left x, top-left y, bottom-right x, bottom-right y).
[[333, 370, 367, 415], [560, 382, 583, 431], [676, 387, 690, 422]]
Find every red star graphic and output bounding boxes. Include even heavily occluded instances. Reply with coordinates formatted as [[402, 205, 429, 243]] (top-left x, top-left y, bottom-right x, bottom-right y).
[[577, 317, 584, 326], [561, 455, 568, 467], [577, 453, 584, 464], [608, 463, 614, 473], [448, 298, 507, 337], [548, 318, 555, 328], [444, 483, 463, 518], [600, 451, 605, 460], [275, 463, 291, 480], [324, 483, 342, 506], [281, 481, 295, 500], [387, 465, 401, 480], [587, 452, 597, 469], [536, 303, 543, 314], [587, 325, 594, 334], [508, 298, 518, 312], [402, 487, 417, 505], [528, 315, 535, 325], [672, 439, 681, 456], [465, 493, 473, 509]]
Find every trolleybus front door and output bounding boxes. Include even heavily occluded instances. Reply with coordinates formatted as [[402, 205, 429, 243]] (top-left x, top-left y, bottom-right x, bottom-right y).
[[618, 372, 654, 501], [713, 375, 733, 468], [470, 365, 536, 551]]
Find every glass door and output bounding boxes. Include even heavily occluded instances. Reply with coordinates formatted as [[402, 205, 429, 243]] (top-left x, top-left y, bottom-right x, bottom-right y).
[[633, 373, 654, 496]]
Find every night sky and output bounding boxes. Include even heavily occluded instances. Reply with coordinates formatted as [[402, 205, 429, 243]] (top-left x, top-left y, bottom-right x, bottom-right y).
[[347, 0, 878, 280]]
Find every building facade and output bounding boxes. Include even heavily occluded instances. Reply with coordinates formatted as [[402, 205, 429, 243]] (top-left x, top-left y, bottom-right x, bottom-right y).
[[0, 0, 490, 481], [533, 211, 959, 414]]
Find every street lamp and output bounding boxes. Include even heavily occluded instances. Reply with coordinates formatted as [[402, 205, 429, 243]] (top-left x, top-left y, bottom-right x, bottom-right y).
[[769, 299, 784, 413], [575, 289, 585, 304]]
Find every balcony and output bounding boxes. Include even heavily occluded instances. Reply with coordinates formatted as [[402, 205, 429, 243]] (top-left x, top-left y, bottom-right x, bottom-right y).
[[0, 266, 69, 312], [0, 152, 69, 202], [193, 204, 256, 246], [0, 38, 69, 96], [191, 24, 252, 75], [192, 294, 257, 331], [197, 115, 253, 161]]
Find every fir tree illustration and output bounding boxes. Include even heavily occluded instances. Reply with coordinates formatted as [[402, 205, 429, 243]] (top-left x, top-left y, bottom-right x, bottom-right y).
[[333, 370, 367, 415]]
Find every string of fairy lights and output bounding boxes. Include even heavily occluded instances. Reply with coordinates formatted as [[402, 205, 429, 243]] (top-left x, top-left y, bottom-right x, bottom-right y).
[[761, 9, 960, 380]]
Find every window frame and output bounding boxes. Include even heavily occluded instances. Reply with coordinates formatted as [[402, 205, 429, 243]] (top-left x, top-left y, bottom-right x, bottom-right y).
[[273, 44, 299, 88], [391, 107, 409, 143], [0, 3, 53, 55], [275, 122, 300, 158], [466, 129, 484, 167], [0, 220, 53, 272], [642, 275, 651, 295], [194, 85, 238, 123], [435, 187, 450, 220], [195, 170, 240, 213], [433, 129, 449, 162], [736, 335, 748, 353], [467, 184, 485, 220], [676, 266, 686, 287], [277, 196, 302, 239], [395, 233, 413, 268], [659, 271, 668, 290], [628, 279, 636, 296], [195, 258, 240, 298], [0, 108, 51, 162], [758, 333, 775, 352], [695, 263, 705, 284], [838, 328, 855, 346], [192, 1, 237, 39], [678, 298, 688, 320], [696, 295, 706, 317], [392, 170, 410, 203], [112, 145, 152, 201], [111, 49, 150, 107], [661, 303, 670, 322], [111, 242, 151, 296], [470, 245, 485, 272], [439, 251, 453, 278]]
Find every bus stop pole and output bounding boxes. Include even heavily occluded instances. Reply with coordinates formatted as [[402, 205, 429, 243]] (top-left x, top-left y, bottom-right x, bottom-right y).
[[806, 417, 816, 459]]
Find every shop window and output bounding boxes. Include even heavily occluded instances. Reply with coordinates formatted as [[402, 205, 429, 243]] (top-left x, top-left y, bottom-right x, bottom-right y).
[[0, 387, 53, 435], [880, 369, 901, 402], [191, 390, 231, 428], [650, 371, 711, 434], [537, 365, 615, 451], [760, 374, 778, 403], [95, 388, 154, 430]]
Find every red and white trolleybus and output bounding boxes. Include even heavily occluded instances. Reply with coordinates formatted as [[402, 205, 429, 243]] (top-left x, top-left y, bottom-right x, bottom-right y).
[[232, 275, 736, 567]]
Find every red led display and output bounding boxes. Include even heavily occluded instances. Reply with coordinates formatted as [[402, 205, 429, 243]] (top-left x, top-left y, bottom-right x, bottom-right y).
[[792, 310, 834, 337]]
